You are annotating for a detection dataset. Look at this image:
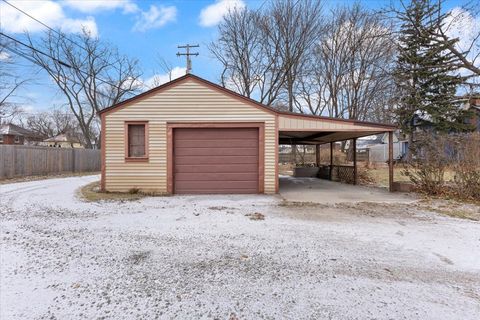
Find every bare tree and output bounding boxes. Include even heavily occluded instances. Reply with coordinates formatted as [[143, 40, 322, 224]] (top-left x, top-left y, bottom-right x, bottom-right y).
[[0, 42, 27, 123], [430, 0, 480, 79], [388, 0, 480, 87], [297, 4, 396, 121], [147, 56, 176, 88], [25, 29, 142, 148], [264, 0, 324, 112], [209, 8, 284, 104], [21, 108, 84, 142], [210, 1, 323, 109]]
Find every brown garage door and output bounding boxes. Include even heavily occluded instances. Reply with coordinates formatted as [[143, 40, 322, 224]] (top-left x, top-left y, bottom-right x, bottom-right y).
[[173, 128, 259, 194]]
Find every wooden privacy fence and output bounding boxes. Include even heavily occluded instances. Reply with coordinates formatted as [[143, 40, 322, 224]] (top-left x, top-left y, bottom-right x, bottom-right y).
[[0, 145, 101, 179], [279, 153, 316, 164], [280, 150, 368, 164]]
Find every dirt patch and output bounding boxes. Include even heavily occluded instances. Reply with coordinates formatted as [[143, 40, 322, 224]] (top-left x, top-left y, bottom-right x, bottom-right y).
[[245, 212, 265, 220], [128, 251, 152, 265], [294, 199, 480, 222], [279, 200, 331, 209], [417, 199, 480, 221], [336, 202, 429, 219], [78, 181, 147, 202]]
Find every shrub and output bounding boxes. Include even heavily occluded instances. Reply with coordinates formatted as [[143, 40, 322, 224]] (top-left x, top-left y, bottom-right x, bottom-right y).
[[451, 133, 480, 200], [403, 132, 480, 201], [403, 133, 450, 196]]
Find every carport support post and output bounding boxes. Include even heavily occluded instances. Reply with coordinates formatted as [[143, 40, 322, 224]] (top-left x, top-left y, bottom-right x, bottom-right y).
[[315, 144, 321, 167], [388, 131, 394, 192], [329, 142, 333, 180], [353, 138, 357, 185]]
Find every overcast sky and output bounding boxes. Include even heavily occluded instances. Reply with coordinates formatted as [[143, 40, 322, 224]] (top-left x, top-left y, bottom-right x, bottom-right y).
[[0, 0, 475, 114]]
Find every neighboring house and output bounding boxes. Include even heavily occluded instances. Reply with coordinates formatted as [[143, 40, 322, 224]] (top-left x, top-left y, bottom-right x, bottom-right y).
[[0, 123, 43, 145], [98, 73, 396, 194], [42, 133, 83, 148], [355, 131, 408, 162], [412, 95, 480, 133], [460, 95, 480, 132]]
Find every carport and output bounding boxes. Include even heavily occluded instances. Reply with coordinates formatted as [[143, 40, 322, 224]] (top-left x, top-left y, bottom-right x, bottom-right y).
[[99, 73, 397, 194], [276, 112, 397, 191]]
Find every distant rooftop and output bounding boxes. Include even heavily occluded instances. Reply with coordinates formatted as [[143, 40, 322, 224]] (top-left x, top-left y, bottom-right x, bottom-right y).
[[44, 133, 80, 143], [0, 123, 41, 139]]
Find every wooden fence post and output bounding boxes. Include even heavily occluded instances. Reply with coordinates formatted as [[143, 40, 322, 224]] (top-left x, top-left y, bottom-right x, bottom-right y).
[[353, 138, 357, 185], [72, 148, 76, 172], [389, 131, 394, 192], [329, 142, 333, 180]]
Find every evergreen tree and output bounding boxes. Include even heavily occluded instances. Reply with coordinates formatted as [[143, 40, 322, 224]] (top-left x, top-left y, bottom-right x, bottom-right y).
[[394, 0, 472, 138]]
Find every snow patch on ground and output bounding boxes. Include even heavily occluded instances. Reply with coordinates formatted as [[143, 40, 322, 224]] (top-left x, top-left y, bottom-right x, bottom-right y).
[[1, 175, 479, 319]]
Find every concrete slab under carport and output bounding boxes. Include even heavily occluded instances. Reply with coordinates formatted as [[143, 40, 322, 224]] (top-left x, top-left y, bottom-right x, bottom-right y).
[[279, 175, 415, 204]]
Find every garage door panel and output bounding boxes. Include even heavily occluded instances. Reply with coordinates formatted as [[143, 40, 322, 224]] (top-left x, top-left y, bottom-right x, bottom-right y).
[[175, 128, 258, 140], [175, 188, 256, 194], [175, 155, 258, 165], [175, 172, 258, 181], [174, 147, 258, 156], [174, 180, 258, 190], [175, 139, 258, 148], [173, 127, 260, 194], [175, 164, 258, 173]]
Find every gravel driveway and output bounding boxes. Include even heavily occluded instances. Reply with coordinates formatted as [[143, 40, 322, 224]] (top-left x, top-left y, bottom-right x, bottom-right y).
[[1, 175, 479, 319]]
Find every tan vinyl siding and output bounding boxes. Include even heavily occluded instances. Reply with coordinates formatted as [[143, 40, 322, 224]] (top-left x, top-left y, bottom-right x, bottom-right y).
[[104, 79, 276, 193], [278, 115, 385, 132]]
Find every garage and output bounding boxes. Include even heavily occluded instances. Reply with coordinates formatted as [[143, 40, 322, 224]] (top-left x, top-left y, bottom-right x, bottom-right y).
[[99, 73, 396, 194], [173, 127, 260, 194]]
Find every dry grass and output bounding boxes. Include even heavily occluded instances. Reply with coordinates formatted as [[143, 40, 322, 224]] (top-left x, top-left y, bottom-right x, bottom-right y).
[[363, 165, 455, 188], [78, 181, 152, 202], [422, 207, 480, 221], [417, 199, 480, 221], [0, 172, 100, 185], [437, 209, 480, 221]]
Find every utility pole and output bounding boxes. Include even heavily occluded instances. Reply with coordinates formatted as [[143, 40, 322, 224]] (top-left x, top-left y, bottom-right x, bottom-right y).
[[176, 44, 199, 74]]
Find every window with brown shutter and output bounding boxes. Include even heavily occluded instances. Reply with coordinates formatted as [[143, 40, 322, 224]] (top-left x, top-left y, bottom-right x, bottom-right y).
[[125, 122, 148, 161]]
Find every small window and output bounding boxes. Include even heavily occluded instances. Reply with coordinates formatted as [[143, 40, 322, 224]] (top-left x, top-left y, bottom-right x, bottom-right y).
[[126, 122, 148, 159], [14, 136, 20, 143]]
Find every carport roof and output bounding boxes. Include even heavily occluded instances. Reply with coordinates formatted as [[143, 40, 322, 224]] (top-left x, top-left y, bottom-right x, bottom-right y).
[[278, 130, 390, 145], [98, 74, 397, 140]]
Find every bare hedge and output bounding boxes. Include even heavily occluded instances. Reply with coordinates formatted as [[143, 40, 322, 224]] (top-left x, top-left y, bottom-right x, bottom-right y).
[[403, 132, 480, 201]]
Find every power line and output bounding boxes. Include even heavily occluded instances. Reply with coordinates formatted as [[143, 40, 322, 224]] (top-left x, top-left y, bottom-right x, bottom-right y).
[[1, 32, 73, 67], [3, 42, 117, 101], [2, 0, 69, 42], [1, 0, 128, 76], [1, 0, 148, 87], [0, 32, 130, 93], [1, 0, 149, 89]]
